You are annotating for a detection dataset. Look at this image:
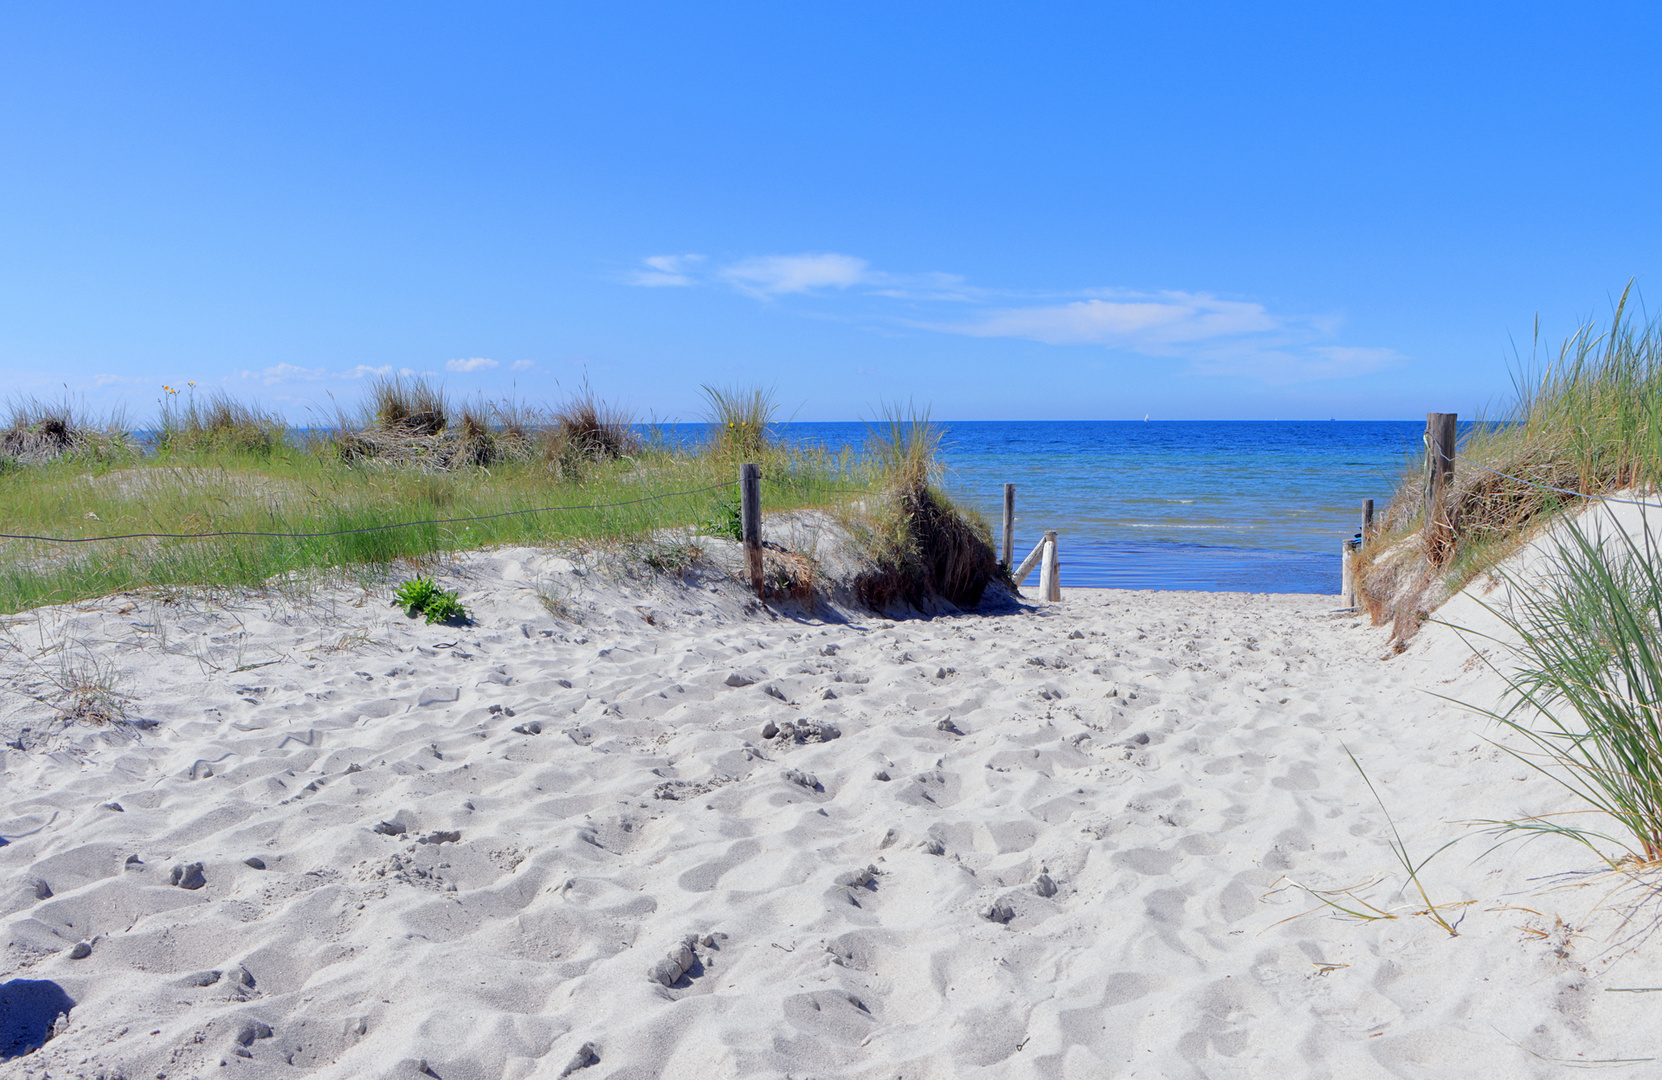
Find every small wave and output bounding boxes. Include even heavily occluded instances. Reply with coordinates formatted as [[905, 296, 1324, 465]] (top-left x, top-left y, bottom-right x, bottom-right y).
[[1120, 523, 1262, 530]]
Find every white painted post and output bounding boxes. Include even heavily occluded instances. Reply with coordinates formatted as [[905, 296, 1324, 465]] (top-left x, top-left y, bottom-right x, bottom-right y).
[[1041, 530, 1060, 602], [1341, 538, 1360, 607]]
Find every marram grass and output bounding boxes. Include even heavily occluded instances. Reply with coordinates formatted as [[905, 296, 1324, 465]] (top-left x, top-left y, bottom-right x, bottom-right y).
[[1360, 281, 1662, 620], [1450, 510, 1662, 864]]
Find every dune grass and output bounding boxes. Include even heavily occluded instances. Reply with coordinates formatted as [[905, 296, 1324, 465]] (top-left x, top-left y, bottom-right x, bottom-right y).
[[155, 387, 286, 457], [0, 442, 861, 612], [1453, 511, 1662, 864], [2, 398, 130, 467], [0, 378, 877, 613], [842, 404, 1002, 610], [700, 383, 779, 460], [0, 380, 1008, 615], [1359, 283, 1662, 627]]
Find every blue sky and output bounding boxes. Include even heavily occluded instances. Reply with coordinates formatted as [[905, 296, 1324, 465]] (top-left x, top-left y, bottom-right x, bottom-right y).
[[3, 3, 1660, 422]]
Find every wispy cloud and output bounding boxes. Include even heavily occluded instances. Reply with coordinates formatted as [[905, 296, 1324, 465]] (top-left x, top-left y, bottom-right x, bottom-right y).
[[446, 357, 499, 373], [626, 251, 1402, 383], [630, 254, 705, 287], [939, 292, 1280, 348], [718, 253, 870, 297], [236, 363, 423, 386], [510, 359, 536, 371], [1186, 344, 1403, 383], [630, 252, 975, 302]]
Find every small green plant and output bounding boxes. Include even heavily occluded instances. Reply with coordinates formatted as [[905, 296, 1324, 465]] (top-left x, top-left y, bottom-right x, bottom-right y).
[[704, 495, 743, 540], [393, 576, 470, 625], [642, 537, 702, 575]]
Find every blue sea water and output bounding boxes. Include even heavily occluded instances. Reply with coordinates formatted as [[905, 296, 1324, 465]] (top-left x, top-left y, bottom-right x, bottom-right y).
[[686, 420, 1422, 595]]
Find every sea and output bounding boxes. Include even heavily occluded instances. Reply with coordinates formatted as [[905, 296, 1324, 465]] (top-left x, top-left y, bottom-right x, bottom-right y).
[[677, 420, 1425, 595]]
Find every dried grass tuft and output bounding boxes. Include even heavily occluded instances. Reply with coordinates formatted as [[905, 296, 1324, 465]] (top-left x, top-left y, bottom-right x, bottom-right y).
[[2, 399, 128, 465], [553, 382, 638, 463], [369, 375, 447, 436]]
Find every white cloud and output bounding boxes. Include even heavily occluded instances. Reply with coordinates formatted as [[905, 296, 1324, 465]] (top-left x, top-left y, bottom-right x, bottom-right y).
[[630, 254, 705, 287], [259, 363, 328, 384], [719, 253, 869, 297], [236, 363, 410, 385], [628, 251, 964, 300], [940, 292, 1280, 348], [446, 357, 499, 373], [1187, 345, 1404, 383], [511, 359, 536, 372], [624, 249, 1403, 383]]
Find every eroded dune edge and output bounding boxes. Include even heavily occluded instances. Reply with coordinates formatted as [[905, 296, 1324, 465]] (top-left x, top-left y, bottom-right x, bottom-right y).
[[3, 524, 1660, 1079]]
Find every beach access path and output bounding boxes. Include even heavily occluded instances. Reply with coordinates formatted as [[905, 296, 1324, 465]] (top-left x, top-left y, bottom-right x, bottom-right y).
[[2, 544, 1657, 1078]]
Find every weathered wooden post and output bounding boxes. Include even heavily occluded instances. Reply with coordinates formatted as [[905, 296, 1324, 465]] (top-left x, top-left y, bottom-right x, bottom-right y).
[[1424, 413, 1457, 521], [1012, 536, 1045, 587], [1001, 483, 1015, 569], [1361, 498, 1374, 544], [1040, 530, 1060, 602], [1424, 412, 1458, 564], [740, 462, 763, 599]]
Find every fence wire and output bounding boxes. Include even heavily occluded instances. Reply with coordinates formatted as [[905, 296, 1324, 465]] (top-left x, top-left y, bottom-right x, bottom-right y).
[[1460, 460, 1661, 509], [0, 482, 737, 545]]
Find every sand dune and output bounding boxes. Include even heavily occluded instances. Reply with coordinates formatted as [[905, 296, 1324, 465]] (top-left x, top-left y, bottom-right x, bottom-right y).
[[4, 528, 1661, 1078]]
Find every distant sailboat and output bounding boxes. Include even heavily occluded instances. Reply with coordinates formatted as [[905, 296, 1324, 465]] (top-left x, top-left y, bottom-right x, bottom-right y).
[[1143, 414, 1150, 422]]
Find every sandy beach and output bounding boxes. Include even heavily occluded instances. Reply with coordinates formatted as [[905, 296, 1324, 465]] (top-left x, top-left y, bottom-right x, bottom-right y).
[[4, 521, 1661, 1079]]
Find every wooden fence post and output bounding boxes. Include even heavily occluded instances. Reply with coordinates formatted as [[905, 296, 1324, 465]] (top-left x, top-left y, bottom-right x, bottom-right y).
[[740, 462, 763, 599], [1424, 413, 1457, 522], [1040, 530, 1060, 602], [1424, 412, 1458, 563], [1361, 498, 1374, 544], [1012, 536, 1046, 587], [1002, 483, 1015, 569]]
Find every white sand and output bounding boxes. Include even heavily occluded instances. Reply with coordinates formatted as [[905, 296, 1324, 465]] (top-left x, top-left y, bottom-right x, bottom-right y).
[[4, 520, 1662, 1078]]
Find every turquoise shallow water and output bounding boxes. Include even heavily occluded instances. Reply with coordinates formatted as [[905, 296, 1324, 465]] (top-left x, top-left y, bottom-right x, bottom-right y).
[[745, 420, 1421, 594]]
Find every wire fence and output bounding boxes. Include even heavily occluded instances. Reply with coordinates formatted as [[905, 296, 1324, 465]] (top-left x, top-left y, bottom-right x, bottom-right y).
[[0, 482, 737, 545], [0, 475, 888, 546], [1461, 460, 1661, 509]]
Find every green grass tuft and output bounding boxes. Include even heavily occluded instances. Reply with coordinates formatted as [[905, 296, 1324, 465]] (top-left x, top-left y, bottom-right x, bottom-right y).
[[1449, 510, 1662, 865], [700, 383, 778, 460]]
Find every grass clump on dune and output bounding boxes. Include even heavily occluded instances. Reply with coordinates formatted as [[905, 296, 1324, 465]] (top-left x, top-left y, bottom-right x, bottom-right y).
[[844, 405, 1003, 611], [547, 381, 640, 471], [156, 387, 286, 457], [700, 383, 779, 460], [2, 399, 130, 467]]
